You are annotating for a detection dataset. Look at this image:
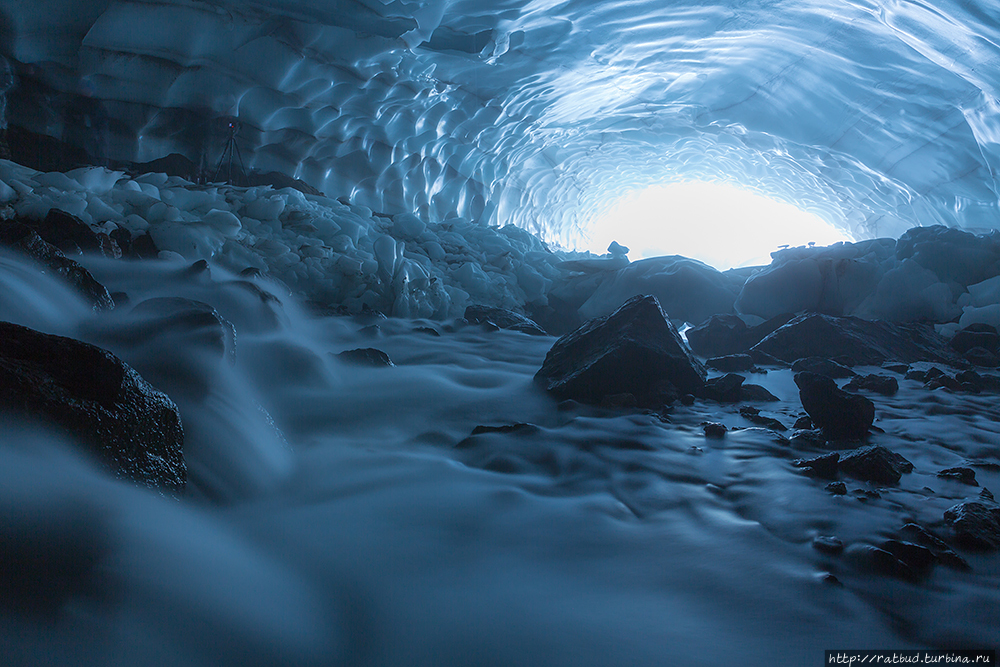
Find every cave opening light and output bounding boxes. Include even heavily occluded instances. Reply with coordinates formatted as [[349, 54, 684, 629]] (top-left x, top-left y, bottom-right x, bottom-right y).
[[583, 181, 852, 271]]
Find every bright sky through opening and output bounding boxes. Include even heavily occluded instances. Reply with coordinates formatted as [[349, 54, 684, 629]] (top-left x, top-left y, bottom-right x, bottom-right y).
[[585, 182, 851, 270]]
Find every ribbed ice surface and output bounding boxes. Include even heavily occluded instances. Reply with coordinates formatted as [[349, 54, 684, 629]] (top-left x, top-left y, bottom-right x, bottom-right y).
[[5, 0, 1000, 244]]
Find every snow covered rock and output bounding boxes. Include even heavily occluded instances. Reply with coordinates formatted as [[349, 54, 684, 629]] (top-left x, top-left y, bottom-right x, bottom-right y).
[[793, 371, 874, 440], [753, 314, 964, 366], [0, 321, 185, 491], [534, 294, 706, 406]]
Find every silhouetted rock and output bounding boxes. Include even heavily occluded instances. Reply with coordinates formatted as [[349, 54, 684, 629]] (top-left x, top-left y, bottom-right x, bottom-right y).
[[753, 313, 965, 366], [686, 312, 793, 357], [844, 544, 920, 582], [844, 374, 899, 396], [812, 536, 844, 554], [464, 305, 547, 335], [944, 499, 1000, 551], [938, 467, 978, 486], [28, 209, 119, 258], [950, 328, 999, 354], [794, 371, 875, 439], [0, 222, 114, 310], [703, 422, 727, 438], [698, 373, 744, 402], [706, 353, 754, 372], [738, 406, 786, 431], [794, 452, 840, 479], [337, 348, 394, 367], [740, 384, 779, 402], [964, 346, 1000, 367], [838, 445, 913, 484], [535, 295, 706, 406], [825, 481, 847, 495], [899, 522, 971, 571], [0, 321, 185, 491], [791, 356, 856, 378]]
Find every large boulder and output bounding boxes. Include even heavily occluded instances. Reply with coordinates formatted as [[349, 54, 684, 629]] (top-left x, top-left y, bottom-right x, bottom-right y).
[[753, 313, 965, 366], [794, 371, 875, 440], [0, 321, 185, 491], [534, 294, 706, 405], [686, 312, 794, 357]]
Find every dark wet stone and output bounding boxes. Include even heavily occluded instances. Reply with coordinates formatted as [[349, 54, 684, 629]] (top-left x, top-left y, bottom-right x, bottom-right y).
[[752, 313, 966, 366], [687, 312, 793, 357], [790, 428, 827, 449], [964, 346, 1000, 368], [698, 373, 745, 403], [794, 371, 874, 440], [813, 536, 844, 555], [791, 356, 856, 378], [825, 481, 847, 495], [904, 369, 927, 382], [706, 354, 754, 372], [601, 392, 637, 408], [844, 544, 919, 582], [703, 422, 728, 438], [337, 348, 394, 367], [26, 209, 118, 258], [414, 326, 441, 336], [794, 452, 840, 479], [740, 384, 779, 402], [535, 295, 706, 406], [0, 321, 185, 491], [359, 324, 382, 337], [844, 374, 899, 396], [938, 467, 978, 486], [464, 305, 547, 336], [899, 523, 971, 571], [838, 445, 913, 485], [944, 500, 1000, 550], [882, 362, 910, 374], [950, 329, 1000, 354], [0, 222, 114, 310], [739, 406, 786, 431], [926, 374, 963, 391], [793, 416, 814, 430], [879, 540, 936, 577], [129, 232, 159, 259], [679, 393, 696, 406]]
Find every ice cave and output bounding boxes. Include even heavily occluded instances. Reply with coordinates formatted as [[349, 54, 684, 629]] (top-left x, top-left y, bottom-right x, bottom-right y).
[[1, 1, 1000, 665]]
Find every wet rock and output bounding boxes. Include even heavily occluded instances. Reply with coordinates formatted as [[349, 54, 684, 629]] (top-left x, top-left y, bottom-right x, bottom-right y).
[[464, 305, 547, 335], [943, 500, 1000, 550], [706, 354, 754, 372], [414, 326, 441, 336], [686, 312, 793, 357], [794, 452, 840, 479], [825, 481, 847, 495], [26, 209, 119, 258], [740, 384, 779, 402], [337, 348, 394, 367], [0, 222, 115, 310], [844, 544, 919, 582], [535, 295, 706, 406], [882, 362, 910, 374], [813, 535, 844, 554], [470, 423, 540, 437], [964, 346, 1000, 368], [793, 416, 814, 429], [950, 328, 1000, 355], [938, 467, 978, 486], [899, 522, 971, 571], [698, 373, 745, 403], [791, 356, 856, 378], [878, 540, 936, 577], [752, 313, 965, 366], [838, 445, 913, 484], [130, 232, 159, 259], [794, 372, 875, 440], [703, 422, 728, 438], [0, 321, 185, 491], [738, 406, 786, 431], [844, 374, 899, 396]]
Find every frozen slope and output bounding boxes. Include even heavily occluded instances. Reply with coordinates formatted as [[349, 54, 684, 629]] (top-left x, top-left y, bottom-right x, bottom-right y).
[[3, 0, 1000, 247]]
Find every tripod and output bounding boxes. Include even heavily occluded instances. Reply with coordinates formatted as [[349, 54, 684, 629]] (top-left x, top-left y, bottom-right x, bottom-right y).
[[213, 120, 247, 186]]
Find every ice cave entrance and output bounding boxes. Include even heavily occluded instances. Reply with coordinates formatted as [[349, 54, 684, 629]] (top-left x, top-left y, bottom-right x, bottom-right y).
[[585, 182, 851, 270]]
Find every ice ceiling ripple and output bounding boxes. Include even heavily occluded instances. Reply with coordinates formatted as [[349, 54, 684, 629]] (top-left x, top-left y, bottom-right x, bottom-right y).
[[4, 0, 1000, 244]]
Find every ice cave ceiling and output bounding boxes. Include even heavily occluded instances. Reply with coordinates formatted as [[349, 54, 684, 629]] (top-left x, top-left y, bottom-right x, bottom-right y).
[[2, 0, 1000, 246]]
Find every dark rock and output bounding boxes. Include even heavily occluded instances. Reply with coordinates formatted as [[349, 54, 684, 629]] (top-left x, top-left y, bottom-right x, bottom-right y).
[[963, 323, 999, 334], [793, 416, 814, 430], [752, 313, 966, 366], [0, 222, 115, 310], [943, 500, 1000, 550], [698, 373, 745, 403], [878, 540, 936, 577], [791, 356, 856, 378], [938, 467, 978, 486], [740, 384, 779, 402], [794, 372, 874, 439], [686, 312, 794, 357], [470, 423, 540, 437], [844, 544, 919, 582], [825, 481, 847, 495], [851, 488, 882, 500], [739, 406, 786, 431], [534, 295, 706, 406], [955, 370, 1000, 392], [838, 445, 913, 485], [882, 362, 910, 374], [794, 452, 840, 479], [0, 321, 185, 491], [749, 348, 785, 366], [926, 374, 963, 391], [904, 369, 927, 382], [337, 348, 394, 367], [29, 209, 117, 257], [952, 329, 1000, 354], [964, 346, 1000, 368], [844, 374, 899, 396], [130, 232, 159, 259], [899, 523, 970, 571], [464, 305, 547, 336], [414, 326, 441, 336], [813, 535, 845, 554], [703, 422, 727, 438], [706, 354, 754, 372]]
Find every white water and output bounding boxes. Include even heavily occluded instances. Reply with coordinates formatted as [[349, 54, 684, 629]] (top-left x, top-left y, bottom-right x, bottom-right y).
[[2, 249, 998, 666]]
